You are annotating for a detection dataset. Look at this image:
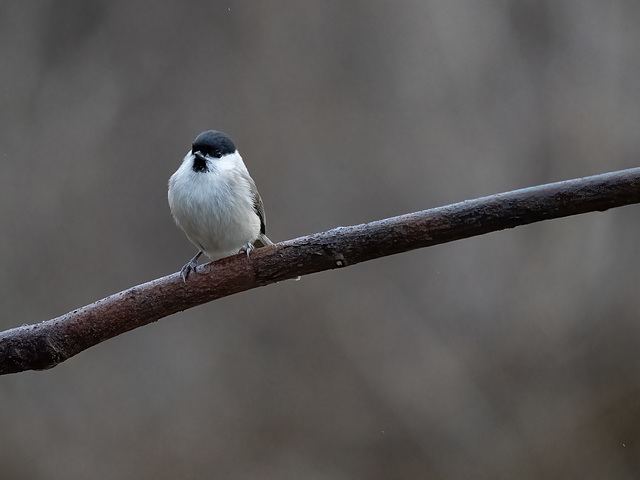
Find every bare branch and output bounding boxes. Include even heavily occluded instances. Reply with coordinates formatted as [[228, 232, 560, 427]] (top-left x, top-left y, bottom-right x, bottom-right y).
[[2, 167, 640, 375]]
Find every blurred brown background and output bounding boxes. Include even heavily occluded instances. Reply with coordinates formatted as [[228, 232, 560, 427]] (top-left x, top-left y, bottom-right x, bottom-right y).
[[2, 1, 640, 479]]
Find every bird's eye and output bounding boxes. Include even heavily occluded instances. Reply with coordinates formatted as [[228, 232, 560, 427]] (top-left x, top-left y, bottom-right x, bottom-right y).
[[213, 149, 222, 158]]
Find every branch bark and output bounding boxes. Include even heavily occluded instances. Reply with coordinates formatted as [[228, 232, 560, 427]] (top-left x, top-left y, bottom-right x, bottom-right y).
[[2, 167, 640, 375]]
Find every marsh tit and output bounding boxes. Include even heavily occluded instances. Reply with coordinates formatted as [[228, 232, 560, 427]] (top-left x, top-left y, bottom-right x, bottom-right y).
[[168, 130, 273, 281]]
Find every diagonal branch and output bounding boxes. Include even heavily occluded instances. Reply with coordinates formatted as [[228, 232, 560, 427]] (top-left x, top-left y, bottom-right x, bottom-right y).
[[2, 167, 640, 375]]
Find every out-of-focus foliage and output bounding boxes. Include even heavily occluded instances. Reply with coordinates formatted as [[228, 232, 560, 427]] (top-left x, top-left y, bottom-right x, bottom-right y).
[[1, 2, 640, 479]]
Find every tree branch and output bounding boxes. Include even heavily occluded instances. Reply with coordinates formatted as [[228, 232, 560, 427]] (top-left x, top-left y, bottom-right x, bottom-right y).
[[2, 167, 640, 375]]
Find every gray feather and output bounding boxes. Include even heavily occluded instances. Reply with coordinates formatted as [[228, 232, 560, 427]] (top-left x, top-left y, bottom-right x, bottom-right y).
[[247, 174, 272, 246]]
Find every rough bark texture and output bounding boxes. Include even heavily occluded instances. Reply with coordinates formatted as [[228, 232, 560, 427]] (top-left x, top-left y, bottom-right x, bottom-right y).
[[1, 167, 639, 375]]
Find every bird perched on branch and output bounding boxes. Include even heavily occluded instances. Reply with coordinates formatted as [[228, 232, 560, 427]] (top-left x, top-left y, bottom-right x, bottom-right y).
[[168, 130, 272, 281]]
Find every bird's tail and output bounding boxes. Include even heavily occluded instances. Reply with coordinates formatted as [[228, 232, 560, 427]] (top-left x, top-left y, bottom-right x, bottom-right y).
[[256, 234, 273, 247]]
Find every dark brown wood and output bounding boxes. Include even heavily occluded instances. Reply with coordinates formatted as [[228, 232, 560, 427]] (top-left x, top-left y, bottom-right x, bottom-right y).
[[2, 167, 640, 374]]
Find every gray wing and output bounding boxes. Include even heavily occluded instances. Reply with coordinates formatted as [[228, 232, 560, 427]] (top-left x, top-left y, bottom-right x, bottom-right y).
[[247, 175, 266, 234], [247, 174, 273, 246]]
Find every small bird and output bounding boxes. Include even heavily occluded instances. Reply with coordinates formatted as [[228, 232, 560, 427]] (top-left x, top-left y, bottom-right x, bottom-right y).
[[168, 130, 273, 281]]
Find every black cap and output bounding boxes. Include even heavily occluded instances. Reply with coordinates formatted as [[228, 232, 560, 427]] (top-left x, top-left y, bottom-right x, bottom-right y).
[[191, 130, 236, 158]]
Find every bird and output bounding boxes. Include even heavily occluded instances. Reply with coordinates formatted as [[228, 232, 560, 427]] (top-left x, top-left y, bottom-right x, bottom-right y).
[[168, 130, 273, 281]]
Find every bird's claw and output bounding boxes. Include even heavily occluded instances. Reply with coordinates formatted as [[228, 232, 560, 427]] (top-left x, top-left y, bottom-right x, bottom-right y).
[[180, 261, 198, 282], [180, 251, 203, 282], [239, 242, 255, 258]]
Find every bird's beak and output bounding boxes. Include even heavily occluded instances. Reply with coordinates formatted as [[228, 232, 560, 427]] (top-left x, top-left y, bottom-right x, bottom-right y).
[[193, 151, 206, 161]]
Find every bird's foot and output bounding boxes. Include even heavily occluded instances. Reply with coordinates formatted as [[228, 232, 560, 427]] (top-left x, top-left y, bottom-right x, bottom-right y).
[[180, 261, 198, 282], [180, 251, 203, 282], [239, 242, 255, 258]]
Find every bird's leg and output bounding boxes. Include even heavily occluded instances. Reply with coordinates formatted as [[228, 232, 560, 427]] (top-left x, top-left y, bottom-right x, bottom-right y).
[[239, 242, 255, 258], [180, 251, 203, 282]]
